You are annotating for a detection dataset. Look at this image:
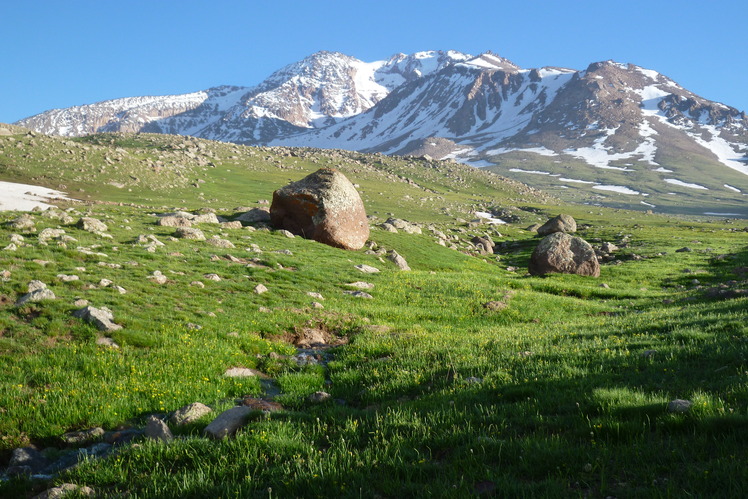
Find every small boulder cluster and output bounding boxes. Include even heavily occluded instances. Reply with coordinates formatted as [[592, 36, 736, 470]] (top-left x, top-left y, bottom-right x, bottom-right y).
[[529, 214, 600, 277]]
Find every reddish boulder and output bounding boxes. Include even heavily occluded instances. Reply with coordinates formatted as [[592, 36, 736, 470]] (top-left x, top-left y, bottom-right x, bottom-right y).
[[270, 169, 369, 250], [529, 232, 600, 277]]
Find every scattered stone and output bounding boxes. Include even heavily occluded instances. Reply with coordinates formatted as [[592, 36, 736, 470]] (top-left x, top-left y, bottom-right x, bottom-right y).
[[311, 301, 324, 309], [277, 229, 295, 238], [206, 235, 235, 248], [158, 215, 192, 227], [346, 281, 374, 289], [221, 221, 243, 229], [529, 232, 600, 277], [186, 323, 202, 330], [32, 483, 95, 499], [57, 274, 80, 282], [9, 447, 49, 472], [96, 337, 120, 348], [174, 227, 205, 240], [601, 242, 619, 253], [0, 269, 11, 281], [148, 270, 168, 284], [170, 402, 213, 426], [599, 283, 610, 288], [223, 367, 258, 378], [537, 214, 577, 236], [483, 301, 508, 311], [668, 399, 693, 413], [145, 416, 173, 442], [16, 281, 56, 306], [6, 214, 36, 231], [192, 213, 220, 224], [355, 264, 380, 274], [235, 208, 271, 224], [344, 290, 373, 299], [387, 250, 411, 270], [61, 427, 105, 446], [190, 281, 205, 288], [241, 397, 284, 412], [270, 168, 370, 250], [39, 228, 66, 245], [73, 306, 122, 332], [204, 273, 221, 281], [306, 291, 324, 300], [76, 217, 108, 233], [385, 218, 422, 234], [308, 391, 332, 403], [254, 284, 268, 294], [676, 247, 693, 253], [203, 406, 252, 439]]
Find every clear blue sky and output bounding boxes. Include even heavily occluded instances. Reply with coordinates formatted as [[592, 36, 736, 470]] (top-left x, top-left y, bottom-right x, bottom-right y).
[[3, 0, 746, 123]]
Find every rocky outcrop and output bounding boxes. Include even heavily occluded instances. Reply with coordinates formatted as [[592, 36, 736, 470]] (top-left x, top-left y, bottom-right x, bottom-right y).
[[270, 168, 369, 250], [529, 232, 600, 277]]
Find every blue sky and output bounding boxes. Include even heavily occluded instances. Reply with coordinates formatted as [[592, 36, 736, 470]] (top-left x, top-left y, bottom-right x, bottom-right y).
[[3, 0, 746, 123]]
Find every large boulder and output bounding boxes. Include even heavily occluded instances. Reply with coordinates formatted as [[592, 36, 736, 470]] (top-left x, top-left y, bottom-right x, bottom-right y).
[[537, 214, 577, 236], [270, 169, 369, 250], [529, 232, 600, 277]]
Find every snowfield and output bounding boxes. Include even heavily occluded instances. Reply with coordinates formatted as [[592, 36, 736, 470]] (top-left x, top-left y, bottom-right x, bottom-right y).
[[0, 181, 71, 211]]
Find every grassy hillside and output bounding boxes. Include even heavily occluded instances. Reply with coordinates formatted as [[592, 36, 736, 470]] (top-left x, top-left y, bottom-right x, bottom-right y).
[[1, 127, 747, 497]]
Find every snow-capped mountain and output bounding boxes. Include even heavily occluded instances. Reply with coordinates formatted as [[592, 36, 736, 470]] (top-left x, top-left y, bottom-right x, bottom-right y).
[[16, 50, 748, 214]]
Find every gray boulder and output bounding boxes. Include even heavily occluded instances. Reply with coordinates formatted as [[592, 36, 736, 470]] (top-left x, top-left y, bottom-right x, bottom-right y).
[[77, 217, 108, 233], [16, 281, 55, 306], [537, 214, 577, 236], [174, 227, 205, 240], [73, 306, 122, 332], [203, 406, 252, 439], [387, 250, 411, 271], [529, 232, 600, 277], [271, 168, 369, 250], [145, 416, 173, 442], [235, 208, 271, 224], [170, 402, 213, 426]]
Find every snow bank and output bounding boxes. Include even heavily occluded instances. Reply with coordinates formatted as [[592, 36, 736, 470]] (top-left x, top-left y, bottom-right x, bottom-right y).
[[0, 181, 71, 211]]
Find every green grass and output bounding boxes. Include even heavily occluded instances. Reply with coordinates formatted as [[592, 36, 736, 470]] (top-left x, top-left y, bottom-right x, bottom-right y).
[[0, 129, 747, 497]]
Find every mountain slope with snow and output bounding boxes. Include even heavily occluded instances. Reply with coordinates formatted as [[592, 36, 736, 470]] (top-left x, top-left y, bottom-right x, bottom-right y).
[[15, 50, 748, 215]]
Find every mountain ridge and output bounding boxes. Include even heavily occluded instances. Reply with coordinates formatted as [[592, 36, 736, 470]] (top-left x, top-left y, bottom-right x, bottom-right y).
[[14, 50, 748, 215]]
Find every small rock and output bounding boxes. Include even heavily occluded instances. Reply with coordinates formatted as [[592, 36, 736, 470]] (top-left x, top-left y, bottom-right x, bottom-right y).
[[355, 264, 380, 274], [76, 217, 108, 233], [16, 281, 56, 306], [190, 281, 205, 288], [675, 247, 693, 253], [206, 235, 235, 248], [10, 447, 49, 472], [668, 399, 692, 413], [73, 306, 122, 332], [387, 250, 411, 271], [483, 301, 507, 311], [599, 283, 610, 288], [308, 391, 332, 403], [60, 427, 104, 445], [174, 227, 206, 240], [57, 274, 80, 282], [311, 301, 324, 309], [148, 271, 168, 284], [145, 416, 173, 442], [344, 290, 373, 299], [223, 367, 257, 378], [204, 273, 221, 281], [277, 229, 295, 238], [241, 397, 283, 412], [307, 292, 324, 300], [158, 216, 192, 227], [254, 284, 268, 294], [203, 406, 252, 439], [346, 281, 374, 289], [96, 337, 120, 348], [170, 402, 213, 426], [32, 483, 95, 499]]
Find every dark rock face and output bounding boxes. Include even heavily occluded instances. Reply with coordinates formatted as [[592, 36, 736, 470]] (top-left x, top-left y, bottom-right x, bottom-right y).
[[270, 169, 369, 250], [537, 214, 577, 236], [529, 232, 600, 277]]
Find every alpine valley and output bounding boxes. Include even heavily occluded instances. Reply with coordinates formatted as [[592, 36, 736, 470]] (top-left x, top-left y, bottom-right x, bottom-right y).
[[16, 50, 748, 217]]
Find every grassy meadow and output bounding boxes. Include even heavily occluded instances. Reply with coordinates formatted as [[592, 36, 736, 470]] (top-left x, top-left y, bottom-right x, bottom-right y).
[[0, 127, 747, 497]]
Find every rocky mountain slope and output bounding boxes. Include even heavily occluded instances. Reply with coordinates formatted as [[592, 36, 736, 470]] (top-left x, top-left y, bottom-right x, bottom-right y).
[[15, 50, 748, 215]]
